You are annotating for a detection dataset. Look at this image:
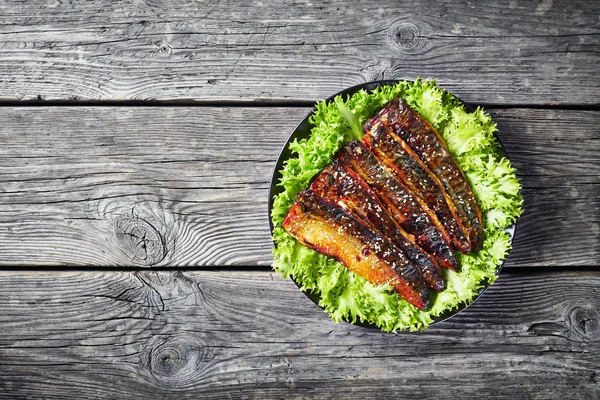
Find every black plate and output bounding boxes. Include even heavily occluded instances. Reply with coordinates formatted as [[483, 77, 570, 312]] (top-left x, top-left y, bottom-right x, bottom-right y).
[[268, 80, 517, 330]]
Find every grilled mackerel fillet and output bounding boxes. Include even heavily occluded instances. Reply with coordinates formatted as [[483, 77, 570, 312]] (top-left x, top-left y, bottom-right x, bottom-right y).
[[374, 98, 484, 251], [282, 190, 430, 310], [310, 161, 445, 292], [364, 119, 471, 252], [336, 141, 457, 271]]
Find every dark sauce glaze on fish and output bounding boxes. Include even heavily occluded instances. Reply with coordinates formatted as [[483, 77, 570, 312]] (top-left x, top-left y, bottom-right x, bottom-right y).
[[364, 119, 471, 252], [311, 161, 445, 292], [336, 141, 457, 271], [283, 190, 430, 310], [375, 99, 484, 251]]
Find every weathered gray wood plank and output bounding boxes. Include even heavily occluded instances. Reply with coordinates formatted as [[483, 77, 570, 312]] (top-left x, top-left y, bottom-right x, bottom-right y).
[[0, 269, 598, 399], [489, 108, 600, 267], [0, 0, 598, 104], [0, 107, 597, 267]]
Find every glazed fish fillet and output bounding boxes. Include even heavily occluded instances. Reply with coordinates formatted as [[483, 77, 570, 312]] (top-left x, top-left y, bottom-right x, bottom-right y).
[[336, 141, 457, 271], [310, 161, 445, 292], [282, 190, 430, 310], [374, 98, 484, 251], [364, 119, 471, 252]]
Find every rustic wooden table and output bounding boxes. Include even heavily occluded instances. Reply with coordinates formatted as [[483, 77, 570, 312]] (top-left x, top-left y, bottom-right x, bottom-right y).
[[0, 1, 598, 398]]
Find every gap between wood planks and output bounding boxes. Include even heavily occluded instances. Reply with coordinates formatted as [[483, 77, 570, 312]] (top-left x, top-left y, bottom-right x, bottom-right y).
[[0, 99, 598, 111], [0, 266, 597, 273]]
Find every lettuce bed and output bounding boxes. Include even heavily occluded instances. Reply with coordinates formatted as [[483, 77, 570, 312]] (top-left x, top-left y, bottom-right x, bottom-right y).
[[271, 79, 523, 332]]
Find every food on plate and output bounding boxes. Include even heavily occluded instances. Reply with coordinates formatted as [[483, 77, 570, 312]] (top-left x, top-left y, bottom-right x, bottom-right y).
[[373, 98, 484, 251], [310, 161, 445, 292], [364, 119, 471, 252], [336, 141, 457, 271], [271, 79, 523, 332], [283, 190, 430, 310], [282, 100, 476, 308]]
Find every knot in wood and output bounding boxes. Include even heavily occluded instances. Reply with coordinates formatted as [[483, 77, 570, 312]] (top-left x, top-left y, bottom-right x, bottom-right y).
[[157, 42, 173, 56], [568, 306, 600, 338], [391, 22, 420, 50], [146, 336, 212, 386], [114, 216, 166, 266]]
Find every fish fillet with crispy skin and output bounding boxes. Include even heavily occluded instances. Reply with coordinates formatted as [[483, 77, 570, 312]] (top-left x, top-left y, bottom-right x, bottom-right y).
[[364, 119, 471, 252], [336, 141, 457, 271], [375, 98, 484, 251], [282, 190, 430, 310], [310, 161, 445, 292]]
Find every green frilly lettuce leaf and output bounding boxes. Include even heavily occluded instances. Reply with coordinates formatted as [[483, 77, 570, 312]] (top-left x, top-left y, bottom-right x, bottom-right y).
[[271, 79, 523, 332]]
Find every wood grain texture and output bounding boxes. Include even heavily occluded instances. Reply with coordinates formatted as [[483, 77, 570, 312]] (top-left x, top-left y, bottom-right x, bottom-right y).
[[0, 269, 598, 399], [0, 107, 597, 267], [0, 106, 288, 266], [0, 0, 598, 104], [490, 109, 600, 267]]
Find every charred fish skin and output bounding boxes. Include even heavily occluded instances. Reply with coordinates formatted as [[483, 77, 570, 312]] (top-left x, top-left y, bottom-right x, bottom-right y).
[[310, 161, 445, 292], [282, 190, 430, 310], [364, 120, 471, 253], [336, 141, 458, 271], [376, 98, 484, 251]]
